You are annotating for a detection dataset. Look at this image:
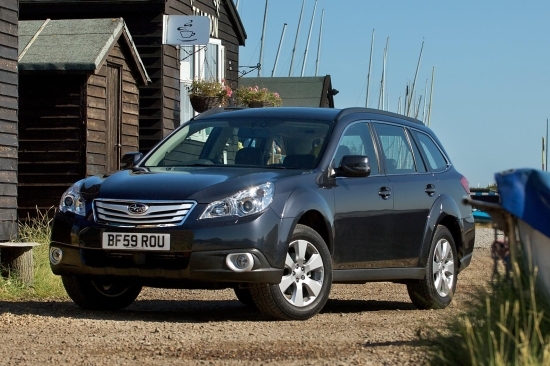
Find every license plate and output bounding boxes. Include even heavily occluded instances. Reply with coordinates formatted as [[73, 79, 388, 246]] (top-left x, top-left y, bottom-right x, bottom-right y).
[[102, 233, 170, 251]]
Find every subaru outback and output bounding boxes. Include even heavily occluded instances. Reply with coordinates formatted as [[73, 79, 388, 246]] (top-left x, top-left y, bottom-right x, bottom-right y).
[[50, 107, 475, 320]]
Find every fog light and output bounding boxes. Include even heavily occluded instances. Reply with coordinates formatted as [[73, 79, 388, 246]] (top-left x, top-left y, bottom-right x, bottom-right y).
[[49, 247, 63, 265], [235, 254, 249, 268], [226, 253, 254, 272]]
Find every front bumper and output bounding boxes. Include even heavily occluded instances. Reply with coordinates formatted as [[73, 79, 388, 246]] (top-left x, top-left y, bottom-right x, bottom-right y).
[[50, 207, 290, 286]]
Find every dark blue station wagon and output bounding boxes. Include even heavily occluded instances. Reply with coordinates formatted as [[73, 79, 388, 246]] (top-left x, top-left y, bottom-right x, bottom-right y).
[[50, 107, 475, 320]]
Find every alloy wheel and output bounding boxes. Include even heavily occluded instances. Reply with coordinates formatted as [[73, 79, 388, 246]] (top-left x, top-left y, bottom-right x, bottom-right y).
[[279, 239, 325, 307], [432, 238, 455, 297]]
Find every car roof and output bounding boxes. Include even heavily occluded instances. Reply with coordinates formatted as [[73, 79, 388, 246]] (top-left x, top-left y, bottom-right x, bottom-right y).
[[194, 106, 425, 127], [194, 106, 341, 121]]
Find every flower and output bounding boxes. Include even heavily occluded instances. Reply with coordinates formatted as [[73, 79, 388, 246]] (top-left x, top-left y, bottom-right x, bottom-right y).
[[187, 79, 232, 102], [234, 86, 283, 107]]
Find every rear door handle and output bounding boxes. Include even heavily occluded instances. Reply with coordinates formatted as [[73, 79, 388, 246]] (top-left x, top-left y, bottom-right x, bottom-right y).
[[378, 186, 391, 199], [425, 184, 437, 196]]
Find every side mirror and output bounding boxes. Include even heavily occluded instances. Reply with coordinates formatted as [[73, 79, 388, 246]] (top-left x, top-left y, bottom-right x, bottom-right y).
[[337, 155, 371, 177], [121, 152, 143, 169]]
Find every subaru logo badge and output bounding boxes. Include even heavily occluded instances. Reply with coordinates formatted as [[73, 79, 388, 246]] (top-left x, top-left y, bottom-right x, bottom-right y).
[[128, 203, 149, 215]]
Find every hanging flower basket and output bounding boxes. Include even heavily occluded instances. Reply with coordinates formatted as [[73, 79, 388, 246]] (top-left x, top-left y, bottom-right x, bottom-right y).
[[190, 95, 222, 113], [187, 79, 232, 113], [234, 86, 283, 108]]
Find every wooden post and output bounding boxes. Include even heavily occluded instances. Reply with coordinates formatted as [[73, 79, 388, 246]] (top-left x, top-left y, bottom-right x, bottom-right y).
[[0, 243, 40, 286]]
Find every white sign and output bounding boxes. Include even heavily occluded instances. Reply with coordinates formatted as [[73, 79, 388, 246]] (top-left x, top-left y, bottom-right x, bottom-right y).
[[163, 15, 210, 45]]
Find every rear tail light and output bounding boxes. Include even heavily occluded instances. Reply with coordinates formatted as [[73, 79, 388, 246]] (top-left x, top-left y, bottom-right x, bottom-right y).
[[460, 176, 470, 194]]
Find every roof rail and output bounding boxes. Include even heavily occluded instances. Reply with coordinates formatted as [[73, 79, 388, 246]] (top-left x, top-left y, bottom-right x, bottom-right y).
[[192, 107, 245, 119], [334, 107, 424, 125]]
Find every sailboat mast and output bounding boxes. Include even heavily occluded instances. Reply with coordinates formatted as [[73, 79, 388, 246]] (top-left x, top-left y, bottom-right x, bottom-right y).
[[365, 29, 374, 108], [543, 137, 546, 171], [258, 0, 269, 77], [289, 0, 306, 77], [422, 79, 428, 122], [397, 96, 402, 114], [427, 66, 435, 126], [314, 9, 324, 76], [406, 41, 424, 116], [415, 95, 422, 119], [301, 0, 318, 77], [378, 37, 388, 110], [271, 23, 287, 77]]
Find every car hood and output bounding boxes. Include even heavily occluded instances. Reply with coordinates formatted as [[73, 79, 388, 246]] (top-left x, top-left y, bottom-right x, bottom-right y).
[[81, 167, 308, 203]]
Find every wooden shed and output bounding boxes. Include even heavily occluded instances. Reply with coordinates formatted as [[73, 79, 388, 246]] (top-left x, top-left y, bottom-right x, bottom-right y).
[[238, 76, 337, 108], [0, 0, 18, 240], [20, 0, 247, 154], [17, 18, 149, 218]]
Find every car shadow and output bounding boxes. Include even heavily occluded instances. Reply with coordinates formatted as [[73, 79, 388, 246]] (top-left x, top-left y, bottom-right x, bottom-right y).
[[321, 298, 417, 313], [0, 297, 417, 322]]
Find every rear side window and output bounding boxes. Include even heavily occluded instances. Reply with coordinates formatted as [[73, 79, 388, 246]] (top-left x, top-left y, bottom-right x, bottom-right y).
[[372, 123, 416, 174], [412, 130, 448, 172]]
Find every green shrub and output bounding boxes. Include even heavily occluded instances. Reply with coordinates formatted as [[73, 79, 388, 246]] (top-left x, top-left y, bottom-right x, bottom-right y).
[[0, 208, 66, 299]]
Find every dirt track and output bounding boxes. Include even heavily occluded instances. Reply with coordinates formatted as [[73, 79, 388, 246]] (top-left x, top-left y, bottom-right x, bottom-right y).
[[0, 231, 497, 365]]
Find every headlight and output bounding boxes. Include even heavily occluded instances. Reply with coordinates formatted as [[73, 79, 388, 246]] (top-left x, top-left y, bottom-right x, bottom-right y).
[[200, 182, 274, 219], [59, 180, 86, 215]]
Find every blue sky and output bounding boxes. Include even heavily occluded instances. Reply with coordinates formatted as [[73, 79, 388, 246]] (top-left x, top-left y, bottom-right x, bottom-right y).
[[235, 0, 550, 187]]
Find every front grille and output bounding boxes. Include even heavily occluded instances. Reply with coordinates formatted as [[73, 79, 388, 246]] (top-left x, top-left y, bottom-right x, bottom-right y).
[[93, 199, 196, 227]]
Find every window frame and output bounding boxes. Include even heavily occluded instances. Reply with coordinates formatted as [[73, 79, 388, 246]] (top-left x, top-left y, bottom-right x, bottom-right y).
[[370, 121, 424, 175], [409, 128, 450, 173], [180, 38, 226, 126]]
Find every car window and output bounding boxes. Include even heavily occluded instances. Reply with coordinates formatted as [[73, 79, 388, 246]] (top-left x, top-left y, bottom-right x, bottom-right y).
[[143, 118, 333, 169], [333, 123, 379, 175], [408, 130, 427, 173], [372, 123, 416, 174], [411, 130, 448, 171]]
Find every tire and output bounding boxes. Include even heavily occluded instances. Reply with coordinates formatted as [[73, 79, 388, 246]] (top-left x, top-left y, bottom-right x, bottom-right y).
[[62, 276, 142, 311], [234, 286, 256, 308], [250, 224, 332, 320], [407, 225, 458, 309]]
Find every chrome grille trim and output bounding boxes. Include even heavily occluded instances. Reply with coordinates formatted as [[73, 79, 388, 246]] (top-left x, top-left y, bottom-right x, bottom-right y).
[[93, 199, 197, 227]]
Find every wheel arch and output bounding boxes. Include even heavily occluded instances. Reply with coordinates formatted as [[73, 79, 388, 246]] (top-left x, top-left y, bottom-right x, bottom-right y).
[[296, 210, 332, 254], [281, 188, 334, 255], [419, 194, 464, 268]]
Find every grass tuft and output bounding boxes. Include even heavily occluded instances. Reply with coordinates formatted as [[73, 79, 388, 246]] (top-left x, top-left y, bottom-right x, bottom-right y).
[[0, 207, 66, 300], [428, 229, 550, 366]]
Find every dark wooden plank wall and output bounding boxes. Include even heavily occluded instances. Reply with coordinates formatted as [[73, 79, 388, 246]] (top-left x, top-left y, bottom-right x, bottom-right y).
[[0, 0, 18, 239], [85, 41, 140, 176], [17, 2, 165, 155], [123, 11, 164, 154], [18, 74, 86, 219], [17, 0, 242, 157]]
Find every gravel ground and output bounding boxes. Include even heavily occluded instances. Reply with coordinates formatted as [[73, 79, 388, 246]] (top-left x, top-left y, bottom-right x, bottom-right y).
[[0, 228, 501, 365]]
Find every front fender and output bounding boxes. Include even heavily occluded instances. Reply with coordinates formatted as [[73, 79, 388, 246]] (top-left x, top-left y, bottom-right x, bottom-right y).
[[271, 187, 334, 267]]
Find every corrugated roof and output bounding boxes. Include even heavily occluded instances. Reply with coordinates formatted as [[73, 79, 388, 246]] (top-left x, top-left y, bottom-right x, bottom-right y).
[[18, 18, 150, 83], [238, 76, 333, 107]]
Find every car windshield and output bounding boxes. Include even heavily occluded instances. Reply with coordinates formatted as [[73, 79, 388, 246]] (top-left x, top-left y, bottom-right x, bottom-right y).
[[142, 117, 333, 169]]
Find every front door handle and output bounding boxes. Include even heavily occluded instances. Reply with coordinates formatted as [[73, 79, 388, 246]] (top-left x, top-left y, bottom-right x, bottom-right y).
[[425, 184, 437, 196], [378, 186, 391, 199]]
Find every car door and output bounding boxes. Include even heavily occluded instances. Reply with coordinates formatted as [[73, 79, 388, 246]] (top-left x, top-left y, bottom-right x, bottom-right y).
[[371, 122, 437, 266], [332, 122, 394, 269]]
